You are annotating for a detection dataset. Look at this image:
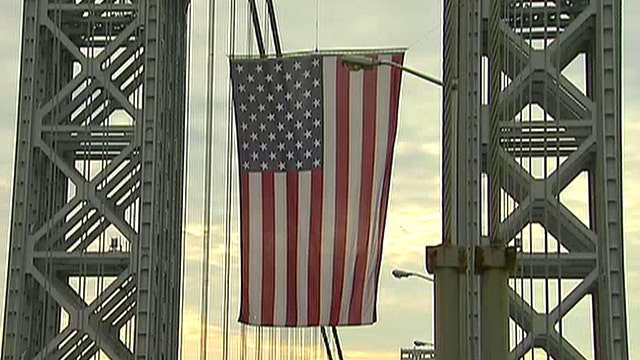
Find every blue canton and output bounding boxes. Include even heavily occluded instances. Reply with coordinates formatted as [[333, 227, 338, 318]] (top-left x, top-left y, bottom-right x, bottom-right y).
[[231, 56, 324, 172]]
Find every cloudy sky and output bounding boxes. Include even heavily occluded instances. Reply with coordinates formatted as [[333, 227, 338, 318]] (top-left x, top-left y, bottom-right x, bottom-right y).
[[0, 1, 639, 359]]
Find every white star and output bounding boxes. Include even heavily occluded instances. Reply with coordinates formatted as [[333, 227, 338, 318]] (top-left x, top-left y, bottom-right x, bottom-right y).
[[240, 123, 248, 131], [276, 103, 285, 112], [259, 123, 266, 131], [240, 103, 248, 111], [275, 63, 283, 72], [248, 94, 256, 102], [295, 140, 303, 149], [277, 142, 285, 151], [267, 94, 274, 102], [247, 74, 254, 83], [286, 112, 294, 121], [238, 84, 246, 92], [267, 113, 275, 121], [286, 151, 294, 160], [303, 90, 311, 98], [268, 133, 276, 141], [255, 64, 263, 72], [303, 70, 311, 78], [313, 138, 321, 147], [277, 123, 285, 131], [250, 133, 258, 141], [257, 84, 265, 92], [312, 59, 320, 67], [294, 101, 303, 110], [304, 150, 312, 159], [251, 152, 259, 161], [275, 83, 284, 92], [285, 132, 294, 140], [258, 103, 266, 112], [313, 78, 320, 87], [236, 64, 244, 73], [313, 118, 321, 127], [293, 61, 302, 70], [261, 162, 268, 170], [285, 93, 293, 101], [294, 81, 302, 90], [304, 110, 312, 118], [260, 142, 268, 151], [278, 162, 286, 171], [269, 152, 277, 160], [243, 161, 250, 169], [295, 121, 303, 130], [296, 160, 303, 169], [242, 142, 249, 150], [266, 74, 273, 82], [285, 72, 292, 81], [304, 130, 312, 139], [249, 113, 257, 121], [313, 158, 321, 167], [313, 99, 321, 107]]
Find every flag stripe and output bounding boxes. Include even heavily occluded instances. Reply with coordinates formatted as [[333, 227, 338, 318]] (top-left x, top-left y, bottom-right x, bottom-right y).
[[261, 174, 276, 324], [330, 57, 350, 324], [286, 172, 299, 325], [240, 172, 251, 323], [364, 54, 393, 324], [349, 63, 378, 323], [371, 54, 404, 322], [320, 57, 337, 325], [274, 173, 288, 325], [249, 173, 263, 323], [307, 169, 323, 325]]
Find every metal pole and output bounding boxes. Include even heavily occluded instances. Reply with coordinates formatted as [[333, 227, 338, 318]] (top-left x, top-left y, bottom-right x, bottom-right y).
[[320, 327, 334, 360], [264, 0, 282, 56], [434, 266, 461, 360], [331, 327, 345, 360]]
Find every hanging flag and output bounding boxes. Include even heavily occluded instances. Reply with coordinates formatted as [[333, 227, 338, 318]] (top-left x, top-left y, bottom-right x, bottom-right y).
[[230, 51, 405, 327]]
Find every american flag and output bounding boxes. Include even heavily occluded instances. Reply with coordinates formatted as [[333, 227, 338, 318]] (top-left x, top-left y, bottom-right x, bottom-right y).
[[230, 52, 404, 327]]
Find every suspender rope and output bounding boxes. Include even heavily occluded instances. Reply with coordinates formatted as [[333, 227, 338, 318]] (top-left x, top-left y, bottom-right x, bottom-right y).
[[320, 327, 334, 360], [331, 326, 345, 360]]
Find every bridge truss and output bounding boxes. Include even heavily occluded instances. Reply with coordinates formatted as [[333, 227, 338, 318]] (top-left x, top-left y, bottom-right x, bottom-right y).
[[2, 1, 189, 359], [441, 0, 628, 359]]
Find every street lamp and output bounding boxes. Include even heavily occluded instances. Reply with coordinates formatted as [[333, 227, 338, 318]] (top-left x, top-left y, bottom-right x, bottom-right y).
[[392, 269, 434, 282], [341, 54, 443, 87], [413, 340, 434, 347]]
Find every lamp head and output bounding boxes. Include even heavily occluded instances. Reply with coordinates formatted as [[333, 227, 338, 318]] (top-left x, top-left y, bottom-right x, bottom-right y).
[[391, 269, 411, 279], [341, 55, 379, 71]]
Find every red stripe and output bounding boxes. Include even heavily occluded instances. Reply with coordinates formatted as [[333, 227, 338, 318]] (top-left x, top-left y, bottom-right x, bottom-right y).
[[349, 61, 378, 323], [307, 169, 323, 325], [239, 172, 251, 323], [371, 53, 404, 322], [286, 172, 299, 325], [261, 173, 276, 325], [330, 57, 350, 324]]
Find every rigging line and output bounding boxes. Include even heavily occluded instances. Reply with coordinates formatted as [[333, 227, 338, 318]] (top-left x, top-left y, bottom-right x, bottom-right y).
[[315, 0, 320, 51], [179, 2, 194, 358], [200, 0, 218, 357], [330, 327, 344, 360], [320, 327, 334, 360], [264, 0, 282, 56], [247, 0, 266, 56]]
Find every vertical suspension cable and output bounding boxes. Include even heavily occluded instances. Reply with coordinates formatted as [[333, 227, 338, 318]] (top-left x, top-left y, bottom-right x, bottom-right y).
[[200, 0, 218, 357]]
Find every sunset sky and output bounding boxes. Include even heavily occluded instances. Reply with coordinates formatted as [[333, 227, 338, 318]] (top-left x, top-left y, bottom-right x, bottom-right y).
[[0, 1, 639, 359]]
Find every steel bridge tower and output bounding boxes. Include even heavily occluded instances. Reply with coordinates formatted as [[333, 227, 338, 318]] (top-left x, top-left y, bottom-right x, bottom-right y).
[[438, 0, 628, 359], [2, 1, 189, 359]]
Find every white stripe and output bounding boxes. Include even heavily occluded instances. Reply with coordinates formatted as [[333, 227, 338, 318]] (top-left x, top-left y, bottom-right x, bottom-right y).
[[273, 173, 288, 326], [320, 56, 337, 324], [248, 173, 263, 324], [297, 171, 312, 325], [363, 55, 394, 323], [340, 68, 364, 323]]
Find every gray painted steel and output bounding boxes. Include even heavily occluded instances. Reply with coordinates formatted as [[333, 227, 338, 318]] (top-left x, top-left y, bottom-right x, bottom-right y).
[[2, 1, 189, 359]]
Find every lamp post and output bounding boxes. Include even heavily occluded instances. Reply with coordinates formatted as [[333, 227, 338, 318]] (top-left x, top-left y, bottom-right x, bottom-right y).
[[391, 269, 434, 283], [341, 55, 443, 87]]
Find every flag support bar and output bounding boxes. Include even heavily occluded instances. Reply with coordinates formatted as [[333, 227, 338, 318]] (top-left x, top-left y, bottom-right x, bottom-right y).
[[265, 0, 282, 56], [247, 0, 266, 56]]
